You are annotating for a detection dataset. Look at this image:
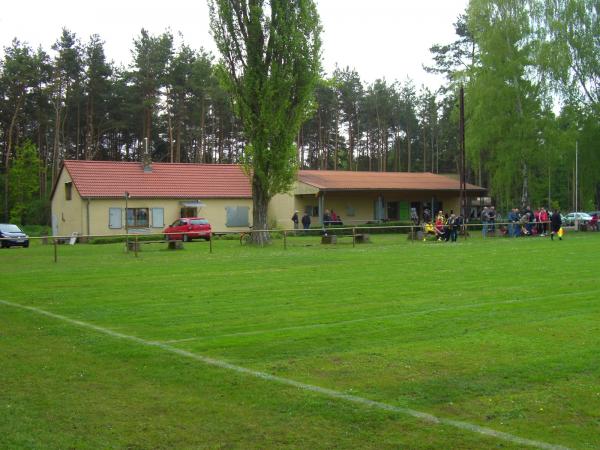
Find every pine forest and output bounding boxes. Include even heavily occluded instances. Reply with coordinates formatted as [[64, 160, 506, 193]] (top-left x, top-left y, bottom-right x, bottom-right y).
[[1, 0, 598, 224]]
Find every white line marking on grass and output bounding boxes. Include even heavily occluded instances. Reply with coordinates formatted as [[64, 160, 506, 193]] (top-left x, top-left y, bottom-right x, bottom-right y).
[[1, 299, 571, 450], [161, 290, 597, 344]]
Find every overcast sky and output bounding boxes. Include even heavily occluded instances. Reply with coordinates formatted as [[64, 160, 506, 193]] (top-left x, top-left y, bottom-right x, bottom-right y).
[[0, 0, 467, 90]]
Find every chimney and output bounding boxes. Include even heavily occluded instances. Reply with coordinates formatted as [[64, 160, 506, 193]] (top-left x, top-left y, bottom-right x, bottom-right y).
[[142, 137, 152, 172]]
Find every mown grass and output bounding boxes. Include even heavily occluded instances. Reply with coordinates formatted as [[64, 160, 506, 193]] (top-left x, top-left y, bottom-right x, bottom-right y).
[[1, 233, 599, 449]]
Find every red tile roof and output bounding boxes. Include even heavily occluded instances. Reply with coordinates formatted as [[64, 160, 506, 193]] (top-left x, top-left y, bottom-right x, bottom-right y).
[[298, 170, 486, 192], [61, 161, 252, 199], [56, 161, 485, 200]]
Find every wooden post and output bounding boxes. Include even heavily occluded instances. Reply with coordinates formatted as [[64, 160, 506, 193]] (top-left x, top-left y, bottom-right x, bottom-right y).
[[209, 233, 213, 254], [134, 235, 138, 258], [167, 240, 183, 250], [283, 230, 287, 250], [352, 227, 356, 248], [125, 192, 129, 253], [53, 238, 57, 263]]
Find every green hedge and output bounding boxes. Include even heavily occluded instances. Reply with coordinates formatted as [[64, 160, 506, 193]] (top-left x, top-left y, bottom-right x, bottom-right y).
[[20, 225, 51, 237], [89, 234, 163, 245]]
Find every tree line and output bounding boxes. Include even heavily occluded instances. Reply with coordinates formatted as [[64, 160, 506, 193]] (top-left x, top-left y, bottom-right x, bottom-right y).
[[429, 0, 599, 213], [0, 27, 454, 224], [1, 0, 598, 224]]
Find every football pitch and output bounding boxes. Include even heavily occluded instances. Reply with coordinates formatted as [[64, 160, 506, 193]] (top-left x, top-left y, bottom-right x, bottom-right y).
[[1, 233, 599, 449]]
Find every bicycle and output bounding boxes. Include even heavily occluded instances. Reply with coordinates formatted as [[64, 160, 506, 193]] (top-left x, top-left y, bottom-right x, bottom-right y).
[[240, 229, 253, 245]]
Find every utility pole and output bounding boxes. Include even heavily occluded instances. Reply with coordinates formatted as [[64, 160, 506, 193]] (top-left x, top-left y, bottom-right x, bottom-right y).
[[575, 140, 578, 212], [575, 140, 579, 230], [125, 191, 129, 252], [459, 86, 467, 221]]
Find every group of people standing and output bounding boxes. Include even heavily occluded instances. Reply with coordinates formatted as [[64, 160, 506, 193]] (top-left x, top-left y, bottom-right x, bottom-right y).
[[423, 210, 463, 242], [291, 204, 567, 242], [291, 211, 312, 230], [479, 206, 498, 237], [422, 205, 565, 242], [291, 209, 342, 231], [504, 206, 547, 237], [483, 205, 564, 240]]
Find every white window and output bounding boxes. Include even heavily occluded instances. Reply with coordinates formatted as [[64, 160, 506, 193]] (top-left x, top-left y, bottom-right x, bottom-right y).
[[109, 208, 122, 229], [126, 208, 149, 227], [151, 208, 164, 228]]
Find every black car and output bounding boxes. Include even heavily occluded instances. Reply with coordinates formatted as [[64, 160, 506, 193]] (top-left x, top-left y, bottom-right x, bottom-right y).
[[0, 223, 29, 248]]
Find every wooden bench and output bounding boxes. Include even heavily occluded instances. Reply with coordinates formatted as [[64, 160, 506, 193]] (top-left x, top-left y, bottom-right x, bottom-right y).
[[127, 240, 183, 251], [321, 235, 337, 244], [167, 240, 184, 250], [353, 233, 370, 243]]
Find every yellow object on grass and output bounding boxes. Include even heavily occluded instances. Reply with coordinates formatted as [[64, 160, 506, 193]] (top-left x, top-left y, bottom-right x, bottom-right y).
[[558, 227, 564, 237]]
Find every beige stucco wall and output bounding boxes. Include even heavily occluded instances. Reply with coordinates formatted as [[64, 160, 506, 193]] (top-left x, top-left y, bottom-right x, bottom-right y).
[[51, 168, 85, 237], [269, 182, 320, 229], [268, 192, 295, 229], [269, 186, 462, 228], [51, 178, 253, 238], [87, 198, 253, 237], [294, 181, 319, 196], [307, 190, 460, 225], [52, 168, 463, 236]]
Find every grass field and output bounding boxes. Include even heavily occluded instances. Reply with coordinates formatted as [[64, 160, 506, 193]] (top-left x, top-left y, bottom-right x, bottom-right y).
[[1, 233, 599, 449]]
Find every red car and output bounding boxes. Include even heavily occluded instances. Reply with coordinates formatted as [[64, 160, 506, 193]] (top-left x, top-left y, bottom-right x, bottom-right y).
[[164, 218, 212, 241]]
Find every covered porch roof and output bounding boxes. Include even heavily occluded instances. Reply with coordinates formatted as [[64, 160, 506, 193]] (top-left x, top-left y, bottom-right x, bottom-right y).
[[297, 170, 486, 193]]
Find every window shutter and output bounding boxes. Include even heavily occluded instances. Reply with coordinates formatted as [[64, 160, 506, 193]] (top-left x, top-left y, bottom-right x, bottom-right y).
[[109, 208, 122, 229], [226, 206, 250, 227], [151, 208, 164, 228]]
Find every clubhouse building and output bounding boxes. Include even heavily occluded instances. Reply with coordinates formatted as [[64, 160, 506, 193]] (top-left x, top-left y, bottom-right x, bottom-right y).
[[50, 160, 486, 237]]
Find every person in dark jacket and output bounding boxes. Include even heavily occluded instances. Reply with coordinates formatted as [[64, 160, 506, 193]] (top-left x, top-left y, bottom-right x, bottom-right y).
[[323, 209, 332, 227], [301, 212, 311, 230], [448, 213, 459, 242], [550, 209, 562, 240], [507, 208, 518, 237]]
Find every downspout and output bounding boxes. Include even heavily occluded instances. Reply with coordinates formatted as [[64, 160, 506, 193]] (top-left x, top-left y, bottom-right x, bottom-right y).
[[86, 198, 91, 238]]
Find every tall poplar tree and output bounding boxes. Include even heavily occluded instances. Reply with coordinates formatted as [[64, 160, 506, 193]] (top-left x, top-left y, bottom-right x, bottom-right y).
[[209, 0, 322, 244]]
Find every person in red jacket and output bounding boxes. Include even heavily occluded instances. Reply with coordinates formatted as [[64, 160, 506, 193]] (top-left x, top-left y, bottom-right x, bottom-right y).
[[435, 211, 446, 241], [539, 207, 549, 236], [589, 213, 598, 231]]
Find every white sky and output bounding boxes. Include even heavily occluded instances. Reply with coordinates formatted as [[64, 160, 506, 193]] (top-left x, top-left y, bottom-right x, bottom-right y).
[[0, 0, 467, 90]]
